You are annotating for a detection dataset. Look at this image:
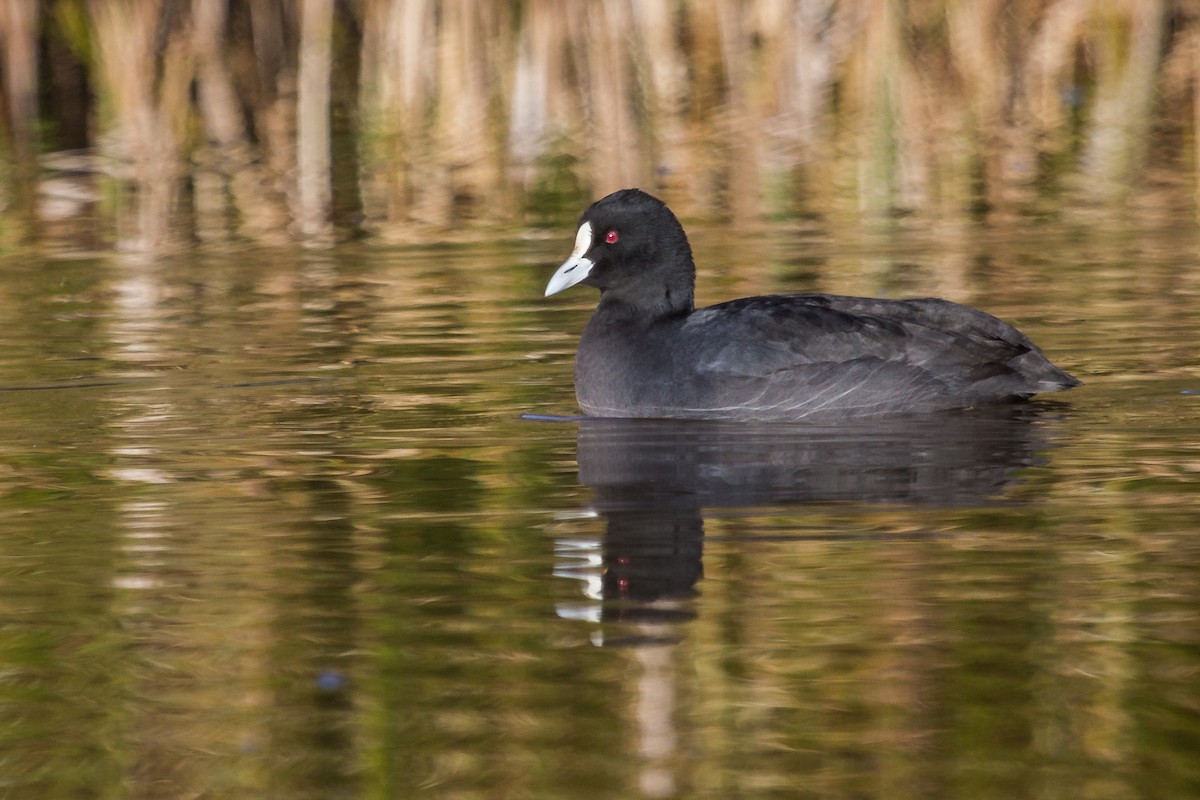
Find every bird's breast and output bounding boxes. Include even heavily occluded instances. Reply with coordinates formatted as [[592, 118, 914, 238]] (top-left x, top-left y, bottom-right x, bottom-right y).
[[574, 318, 679, 416]]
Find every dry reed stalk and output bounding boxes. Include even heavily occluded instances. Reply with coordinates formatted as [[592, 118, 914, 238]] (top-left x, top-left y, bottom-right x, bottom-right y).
[[193, 0, 242, 149], [510, 0, 580, 197], [508, 2, 551, 183], [628, 0, 691, 205], [0, 0, 41, 236], [744, 0, 812, 215], [946, 0, 1026, 212], [780, 1, 869, 218], [357, 0, 397, 224], [249, 0, 298, 209], [843, 0, 904, 216], [88, 0, 194, 251], [580, 1, 645, 196], [192, 0, 288, 242], [359, 0, 436, 228], [297, 0, 334, 240], [894, 28, 938, 214], [362, 0, 523, 231], [0, 0, 39, 160], [741, 0, 847, 219], [675, 2, 729, 214], [504, 0, 606, 225], [1022, 0, 1092, 137], [1157, 21, 1200, 215], [362, 0, 517, 230], [784, 0, 840, 150], [417, 0, 464, 224], [1082, 0, 1168, 200], [425, 1, 500, 223], [716, 0, 764, 222]]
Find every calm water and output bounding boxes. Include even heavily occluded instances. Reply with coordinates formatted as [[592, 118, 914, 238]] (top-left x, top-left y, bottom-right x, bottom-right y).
[[1, 214, 1199, 799]]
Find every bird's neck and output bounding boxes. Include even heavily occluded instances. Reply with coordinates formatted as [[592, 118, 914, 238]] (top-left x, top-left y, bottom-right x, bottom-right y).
[[596, 266, 695, 323]]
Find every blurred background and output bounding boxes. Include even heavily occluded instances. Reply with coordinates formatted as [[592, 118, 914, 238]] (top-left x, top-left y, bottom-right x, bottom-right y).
[[0, 0, 1195, 251]]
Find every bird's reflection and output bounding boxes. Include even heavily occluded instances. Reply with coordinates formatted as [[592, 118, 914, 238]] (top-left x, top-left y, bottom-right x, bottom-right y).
[[550, 406, 1065, 797], [555, 406, 1060, 637]]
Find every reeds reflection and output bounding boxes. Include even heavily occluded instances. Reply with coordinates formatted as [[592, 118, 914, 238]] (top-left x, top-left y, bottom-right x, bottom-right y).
[[0, 0, 1195, 249]]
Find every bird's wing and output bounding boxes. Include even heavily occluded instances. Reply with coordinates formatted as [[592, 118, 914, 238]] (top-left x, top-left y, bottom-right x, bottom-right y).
[[678, 295, 1071, 416]]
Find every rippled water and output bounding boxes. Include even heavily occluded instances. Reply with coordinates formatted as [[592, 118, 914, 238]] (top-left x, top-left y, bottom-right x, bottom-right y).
[[1, 215, 1198, 798]]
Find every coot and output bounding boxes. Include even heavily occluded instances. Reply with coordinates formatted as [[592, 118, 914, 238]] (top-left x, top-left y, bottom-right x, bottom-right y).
[[545, 188, 1080, 421]]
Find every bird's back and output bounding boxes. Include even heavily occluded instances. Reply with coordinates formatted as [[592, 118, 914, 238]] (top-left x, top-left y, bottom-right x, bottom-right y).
[[575, 293, 1080, 421]]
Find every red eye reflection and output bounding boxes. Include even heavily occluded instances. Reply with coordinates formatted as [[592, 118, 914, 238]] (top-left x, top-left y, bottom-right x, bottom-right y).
[[605, 230, 619, 244]]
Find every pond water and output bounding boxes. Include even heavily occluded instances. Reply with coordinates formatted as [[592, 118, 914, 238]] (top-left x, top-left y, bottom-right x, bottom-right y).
[[1, 212, 1199, 799]]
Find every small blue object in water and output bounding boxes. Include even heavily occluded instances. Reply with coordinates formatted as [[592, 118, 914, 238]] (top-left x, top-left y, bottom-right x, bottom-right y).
[[1182, 389, 1200, 395], [316, 670, 345, 692]]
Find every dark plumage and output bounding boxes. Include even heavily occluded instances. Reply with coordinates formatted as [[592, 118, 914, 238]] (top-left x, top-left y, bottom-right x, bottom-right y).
[[544, 188, 1081, 421]]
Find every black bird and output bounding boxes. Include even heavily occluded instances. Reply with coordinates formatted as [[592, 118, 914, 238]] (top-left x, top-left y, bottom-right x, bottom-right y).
[[545, 188, 1080, 421]]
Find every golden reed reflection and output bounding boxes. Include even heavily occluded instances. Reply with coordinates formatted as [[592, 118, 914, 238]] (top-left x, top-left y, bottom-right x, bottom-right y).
[[0, 0, 1193, 250]]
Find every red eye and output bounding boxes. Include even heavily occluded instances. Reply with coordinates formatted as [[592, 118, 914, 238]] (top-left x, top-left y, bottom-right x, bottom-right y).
[[605, 230, 619, 244]]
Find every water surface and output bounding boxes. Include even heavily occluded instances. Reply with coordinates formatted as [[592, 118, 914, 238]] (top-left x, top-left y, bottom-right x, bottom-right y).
[[1, 216, 1198, 799]]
